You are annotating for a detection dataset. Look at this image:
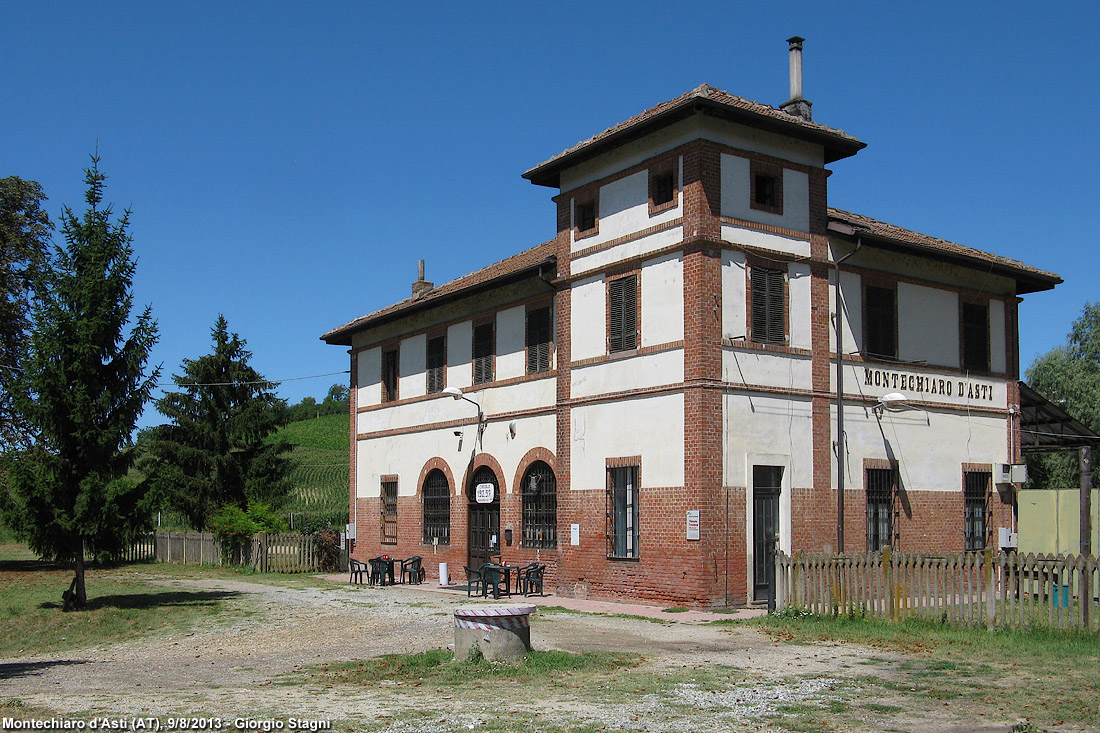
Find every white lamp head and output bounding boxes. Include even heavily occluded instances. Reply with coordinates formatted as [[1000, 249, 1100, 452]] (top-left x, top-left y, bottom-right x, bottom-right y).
[[878, 392, 910, 411], [441, 386, 464, 400]]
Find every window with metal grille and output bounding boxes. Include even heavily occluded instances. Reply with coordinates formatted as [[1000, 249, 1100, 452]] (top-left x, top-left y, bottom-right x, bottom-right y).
[[652, 171, 675, 207], [381, 349, 398, 402], [426, 335, 445, 394], [961, 302, 990, 372], [472, 322, 494, 385], [576, 200, 596, 234], [521, 461, 557, 549], [607, 466, 639, 558], [381, 480, 398, 545], [526, 306, 552, 374], [964, 471, 990, 551], [864, 285, 897, 359], [422, 469, 450, 545], [750, 160, 783, 214], [608, 275, 638, 353], [866, 468, 896, 552], [751, 266, 785, 345]]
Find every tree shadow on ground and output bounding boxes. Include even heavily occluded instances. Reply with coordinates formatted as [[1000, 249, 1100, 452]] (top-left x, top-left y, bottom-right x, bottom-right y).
[[0, 659, 88, 680], [38, 590, 241, 611], [0, 559, 69, 573]]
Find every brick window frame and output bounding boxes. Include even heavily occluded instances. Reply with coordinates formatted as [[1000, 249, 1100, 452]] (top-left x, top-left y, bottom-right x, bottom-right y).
[[606, 456, 641, 560], [648, 163, 678, 216], [380, 475, 398, 545], [380, 345, 399, 403], [472, 318, 495, 385], [425, 332, 446, 394], [421, 468, 450, 546], [746, 256, 788, 346], [525, 301, 553, 374], [574, 194, 599, 240], [750, 159, 783, 215], [606, 270, 640, 354], [960, 296, 991, 373], [862, 276, 898, 361]]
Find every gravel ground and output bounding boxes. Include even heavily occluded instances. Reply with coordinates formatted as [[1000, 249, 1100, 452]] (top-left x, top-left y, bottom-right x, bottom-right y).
[[0, 574, 1064, 732]]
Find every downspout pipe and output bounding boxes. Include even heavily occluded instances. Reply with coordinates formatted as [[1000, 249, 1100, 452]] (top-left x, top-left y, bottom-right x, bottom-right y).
[[833, 234, 863, 553]]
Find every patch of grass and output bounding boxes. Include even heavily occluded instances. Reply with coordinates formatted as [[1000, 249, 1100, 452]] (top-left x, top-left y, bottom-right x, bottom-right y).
[[862, 702, 905, 714], [662, 606, 689, 613]]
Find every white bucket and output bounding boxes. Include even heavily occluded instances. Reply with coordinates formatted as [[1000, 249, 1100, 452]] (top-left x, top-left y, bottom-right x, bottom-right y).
[[439, 562, 449, 586]]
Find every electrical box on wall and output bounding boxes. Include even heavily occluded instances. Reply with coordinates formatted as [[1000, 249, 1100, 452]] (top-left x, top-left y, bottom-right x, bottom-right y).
[[996, 464, 1028, 485], [998, 527, 1018, 548], [346, 522, 356, 540]]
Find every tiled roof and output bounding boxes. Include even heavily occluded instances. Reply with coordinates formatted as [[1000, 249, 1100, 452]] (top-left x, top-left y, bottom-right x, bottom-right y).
[[828, 208, 1060, 291], [321, 240, 557, 345], [524, 84, 866, 187]]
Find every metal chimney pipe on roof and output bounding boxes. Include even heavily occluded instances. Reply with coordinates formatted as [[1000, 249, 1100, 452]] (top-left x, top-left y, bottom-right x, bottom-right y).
[[780, 36, 813, 121], [412, 259, 433, 299]]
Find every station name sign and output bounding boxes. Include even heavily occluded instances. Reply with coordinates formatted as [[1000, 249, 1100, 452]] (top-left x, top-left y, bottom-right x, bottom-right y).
[[863, 367, 997, 403]]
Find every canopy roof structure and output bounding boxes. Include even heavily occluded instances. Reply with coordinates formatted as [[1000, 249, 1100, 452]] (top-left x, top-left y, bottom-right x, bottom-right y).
[[1019, 381, 1100, 453]]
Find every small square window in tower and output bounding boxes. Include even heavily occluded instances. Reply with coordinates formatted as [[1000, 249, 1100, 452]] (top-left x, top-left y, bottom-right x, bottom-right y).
[[608, 275, 638, 353], [652, 171, 675, 207], [472, 322, 494, 385], [750, 266, 785, 345], [961, 302, 990, 372], [576, 200, 596, 235]]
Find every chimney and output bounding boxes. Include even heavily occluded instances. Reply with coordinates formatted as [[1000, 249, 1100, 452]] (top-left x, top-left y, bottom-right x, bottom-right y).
[[780, 36, 813, 121], [411, 259, 433, 298]]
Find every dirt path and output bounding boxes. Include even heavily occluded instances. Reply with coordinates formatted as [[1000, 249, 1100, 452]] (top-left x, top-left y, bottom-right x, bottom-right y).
[[0, 576, 1061, 732]]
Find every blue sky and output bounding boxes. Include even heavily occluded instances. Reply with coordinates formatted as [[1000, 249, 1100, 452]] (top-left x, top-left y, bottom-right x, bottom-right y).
[[3, 2, 1097, 430]]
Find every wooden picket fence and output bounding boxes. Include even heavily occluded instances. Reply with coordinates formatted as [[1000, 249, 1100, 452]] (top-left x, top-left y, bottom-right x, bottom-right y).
[[776, 547, 1100, 632], [140, 530, 319, 573]]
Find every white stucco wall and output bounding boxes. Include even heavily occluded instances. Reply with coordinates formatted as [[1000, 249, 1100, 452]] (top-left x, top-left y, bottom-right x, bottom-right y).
[[570, 165, 683, 252], [447, 321, 473, 389], [570, 227, 683, 276], [788, 263, 812, 350], [572, 348, 684, 399], [571, 275, 605, 361], [640, 252, 683, 345], [722, 350, 813, 391], [723, 393, 814, 489], [722, 250, 747, 340], [898, 283, 959, 367], [721, 225, 811, 259], [719, 154, 810, 234], [495, 306, 526, 381], [831, 270, 862, 355], [399, 334, 427, 399], [570, 393, 685, 491], [357, 347, 381, 407]]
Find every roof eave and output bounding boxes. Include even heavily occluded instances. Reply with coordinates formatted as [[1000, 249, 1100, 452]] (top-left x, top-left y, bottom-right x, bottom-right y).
[[320, 255, 557, 347], [523, 99, 865, 189]]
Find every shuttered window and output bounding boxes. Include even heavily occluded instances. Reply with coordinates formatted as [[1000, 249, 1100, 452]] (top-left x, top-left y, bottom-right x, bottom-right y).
[[426, 335, 445, 394], [381, 349, 398, 402], [422, 469, 450, 545], [608, 275, 638, 353], [526, 306, 552, 374], [750, 266, 785, 345], [964, 471, 990, 551], [961, 302, 990, 372], [864, 285, 897, 359], [473, 322, 494, 385]]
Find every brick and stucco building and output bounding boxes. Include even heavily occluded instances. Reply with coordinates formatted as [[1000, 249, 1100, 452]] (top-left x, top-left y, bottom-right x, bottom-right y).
[[322, 40, 1060, 607]]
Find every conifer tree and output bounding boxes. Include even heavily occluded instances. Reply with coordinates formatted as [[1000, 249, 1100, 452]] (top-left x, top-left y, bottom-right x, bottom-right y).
[[144, 316, 292, 529], [4, 158, 159, 609]]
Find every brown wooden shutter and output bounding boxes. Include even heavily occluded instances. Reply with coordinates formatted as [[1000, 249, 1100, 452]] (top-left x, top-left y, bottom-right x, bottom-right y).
[[473, 322, 494, 384], [526, 307, 552, 374], [609, 276, 637, 352], [751, 266, 784, 345]]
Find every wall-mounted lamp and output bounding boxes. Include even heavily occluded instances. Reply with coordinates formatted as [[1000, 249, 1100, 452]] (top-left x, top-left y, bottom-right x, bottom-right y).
[[441, 386, 486, 449], [874, 392, 911, 416]]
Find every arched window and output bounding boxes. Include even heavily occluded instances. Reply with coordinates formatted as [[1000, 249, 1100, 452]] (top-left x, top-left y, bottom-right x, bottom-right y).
[[422, 469, 450, 545], [521, 461, 556, 549]]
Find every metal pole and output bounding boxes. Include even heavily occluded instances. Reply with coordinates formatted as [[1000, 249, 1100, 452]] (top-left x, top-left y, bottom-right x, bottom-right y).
[[1081, 445, 1092, 556], [834, 237, 862, 553]]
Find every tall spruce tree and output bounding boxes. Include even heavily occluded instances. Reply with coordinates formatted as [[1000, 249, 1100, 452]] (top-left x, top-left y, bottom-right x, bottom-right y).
[[144, 316, 292, 529], [0, 176, 53, 450], [4, 158, 159, 609]]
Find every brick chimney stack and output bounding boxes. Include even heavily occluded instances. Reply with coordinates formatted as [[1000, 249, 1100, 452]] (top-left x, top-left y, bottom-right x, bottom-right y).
[[412, 259, 433, 298], [780, 36, 813, 121]]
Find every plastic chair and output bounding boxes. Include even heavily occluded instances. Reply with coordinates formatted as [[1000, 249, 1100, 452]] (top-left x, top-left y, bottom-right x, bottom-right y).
[[349, 558, 367, 585], [401, 556, 423, 584], [463, 565, 484, 597], [368, 558, 388, 586], [480, 563, 510, 600], [520, 564, 546, 596]]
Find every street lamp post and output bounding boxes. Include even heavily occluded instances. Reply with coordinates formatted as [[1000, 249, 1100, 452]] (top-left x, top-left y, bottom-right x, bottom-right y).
[[441, 386, 486, 451]]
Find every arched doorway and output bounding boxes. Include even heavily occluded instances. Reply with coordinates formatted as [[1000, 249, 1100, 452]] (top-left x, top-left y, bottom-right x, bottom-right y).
[[467, 465, 500, 568]]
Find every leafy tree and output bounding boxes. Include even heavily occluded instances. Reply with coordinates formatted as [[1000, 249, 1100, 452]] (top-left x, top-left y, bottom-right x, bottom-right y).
[[1025, 303, 1100, 487], [0, 176, 53, 450], [282, 383, 349, 423], [143, 316, 292, 529], [2, 158, 159, 609]]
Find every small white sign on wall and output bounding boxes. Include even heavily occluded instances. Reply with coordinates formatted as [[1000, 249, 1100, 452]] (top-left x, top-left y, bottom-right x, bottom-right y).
[[570, 523, 580, 546], [475, 482, 495, 504], [686, 510, 700, 541]]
